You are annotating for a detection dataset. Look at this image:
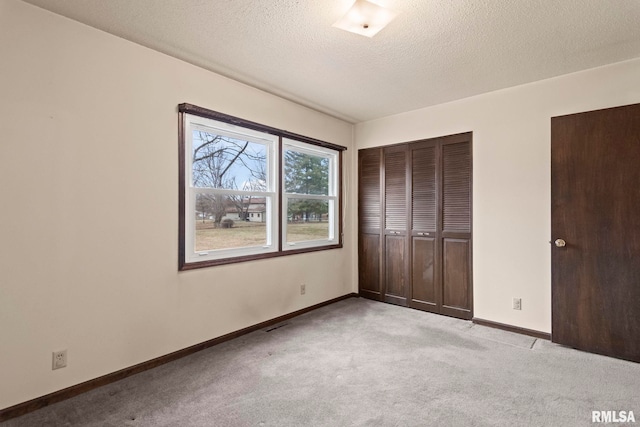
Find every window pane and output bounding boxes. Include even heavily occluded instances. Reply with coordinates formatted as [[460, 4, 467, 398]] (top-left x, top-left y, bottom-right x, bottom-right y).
[[286, 198, 329, 243], [284, 149, 329, 195], [192, 130, 267, 191], [195, 193, 268, 251]]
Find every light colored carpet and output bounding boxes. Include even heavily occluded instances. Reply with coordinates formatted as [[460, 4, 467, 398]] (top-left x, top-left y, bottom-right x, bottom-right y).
[[4, 298, 639, 426]]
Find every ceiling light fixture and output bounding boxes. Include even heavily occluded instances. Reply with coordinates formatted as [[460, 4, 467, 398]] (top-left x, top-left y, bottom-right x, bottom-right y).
[[333, 0, 399, 38]]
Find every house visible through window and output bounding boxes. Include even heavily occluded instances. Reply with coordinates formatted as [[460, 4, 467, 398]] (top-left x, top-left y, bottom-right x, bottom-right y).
[[179, 104, 346, 269]]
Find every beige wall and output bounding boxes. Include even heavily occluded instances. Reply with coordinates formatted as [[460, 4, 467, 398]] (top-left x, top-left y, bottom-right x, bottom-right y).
[[355, 57, 640, 334], [0, 0, 355, 410]]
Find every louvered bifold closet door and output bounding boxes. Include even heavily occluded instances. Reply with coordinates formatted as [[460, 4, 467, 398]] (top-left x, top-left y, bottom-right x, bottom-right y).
[[440, 135, 472, 319], [357, 134, 472, 317], [358, 149, 382, 300], [410, 141, 439, 313], [383, 145, 409, 306]]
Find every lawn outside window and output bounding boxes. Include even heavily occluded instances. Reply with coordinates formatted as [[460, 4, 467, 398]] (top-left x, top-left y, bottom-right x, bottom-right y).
[[178, 104, 345, 270]]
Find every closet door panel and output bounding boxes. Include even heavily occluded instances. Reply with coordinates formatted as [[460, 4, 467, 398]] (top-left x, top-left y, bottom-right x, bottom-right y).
[[359, 234, 380, 295], [385, 235, 407, 304], [442, 141, 471, 234], [358, 149, 382, 300], [384, 148, 408, 231], [411, 237, 438, 311], [441, 137, 472, 319], [411, 145, 437, 232], [383, 145, 409, 306], [441, 239, 472, 318], [359, 149, 382, 233], [410, 142, 439, 312]]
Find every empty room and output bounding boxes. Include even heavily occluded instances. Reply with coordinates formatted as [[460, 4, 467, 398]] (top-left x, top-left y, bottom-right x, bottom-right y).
[[1, 0, 640, 426]]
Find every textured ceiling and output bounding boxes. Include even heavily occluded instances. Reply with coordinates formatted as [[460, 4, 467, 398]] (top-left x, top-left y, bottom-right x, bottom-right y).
[[22, 0, 640, 123]]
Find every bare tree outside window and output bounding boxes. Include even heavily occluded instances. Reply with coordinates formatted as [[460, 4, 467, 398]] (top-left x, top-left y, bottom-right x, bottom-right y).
[[192, 131, 267, 227]]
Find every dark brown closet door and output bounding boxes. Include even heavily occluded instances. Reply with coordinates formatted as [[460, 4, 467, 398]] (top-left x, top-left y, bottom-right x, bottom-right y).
[[383, 145, 409, 306], [358, 148, 382, 300], [440, 137, 472, 319], [410, 141, 439, 312], [358, 133, 472, 320]]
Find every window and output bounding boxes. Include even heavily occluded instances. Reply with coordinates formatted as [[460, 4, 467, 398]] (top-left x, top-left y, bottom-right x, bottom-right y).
[[283, 139, 338, 250], [183, 113, 277, 264], [179, 104, 345, 270]]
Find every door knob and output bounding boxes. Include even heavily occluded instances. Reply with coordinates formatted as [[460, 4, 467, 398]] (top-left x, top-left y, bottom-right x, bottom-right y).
[[554, 239, 566, 247]]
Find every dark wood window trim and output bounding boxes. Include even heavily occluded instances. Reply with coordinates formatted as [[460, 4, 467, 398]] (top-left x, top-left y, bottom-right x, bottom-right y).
[[178, 103, 347, 271], [179, 103, 347, 152]]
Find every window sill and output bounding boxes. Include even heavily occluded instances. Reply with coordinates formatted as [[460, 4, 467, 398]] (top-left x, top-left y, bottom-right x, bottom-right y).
[[179, 243, 343, 271]]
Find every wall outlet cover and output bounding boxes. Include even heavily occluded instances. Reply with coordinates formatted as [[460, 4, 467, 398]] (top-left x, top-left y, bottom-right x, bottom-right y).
[[52, 350, 67, 370], [513, 298, 522, 310]]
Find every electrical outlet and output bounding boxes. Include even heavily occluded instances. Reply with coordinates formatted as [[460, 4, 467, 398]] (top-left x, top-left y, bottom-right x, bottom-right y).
[[300, 284, 306, 295], [513, 298, 522, 310], [52, 350, 67, 370]]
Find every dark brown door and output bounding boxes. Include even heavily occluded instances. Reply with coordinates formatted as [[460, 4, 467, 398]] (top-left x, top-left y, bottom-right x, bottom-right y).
[[408, 133, 472, 319], [440, 138, 472, 319], [358, 149, 382, 301], [383, 145, 409, 306], [410, 140, 440, 313], [551, 103, 640, 363]]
